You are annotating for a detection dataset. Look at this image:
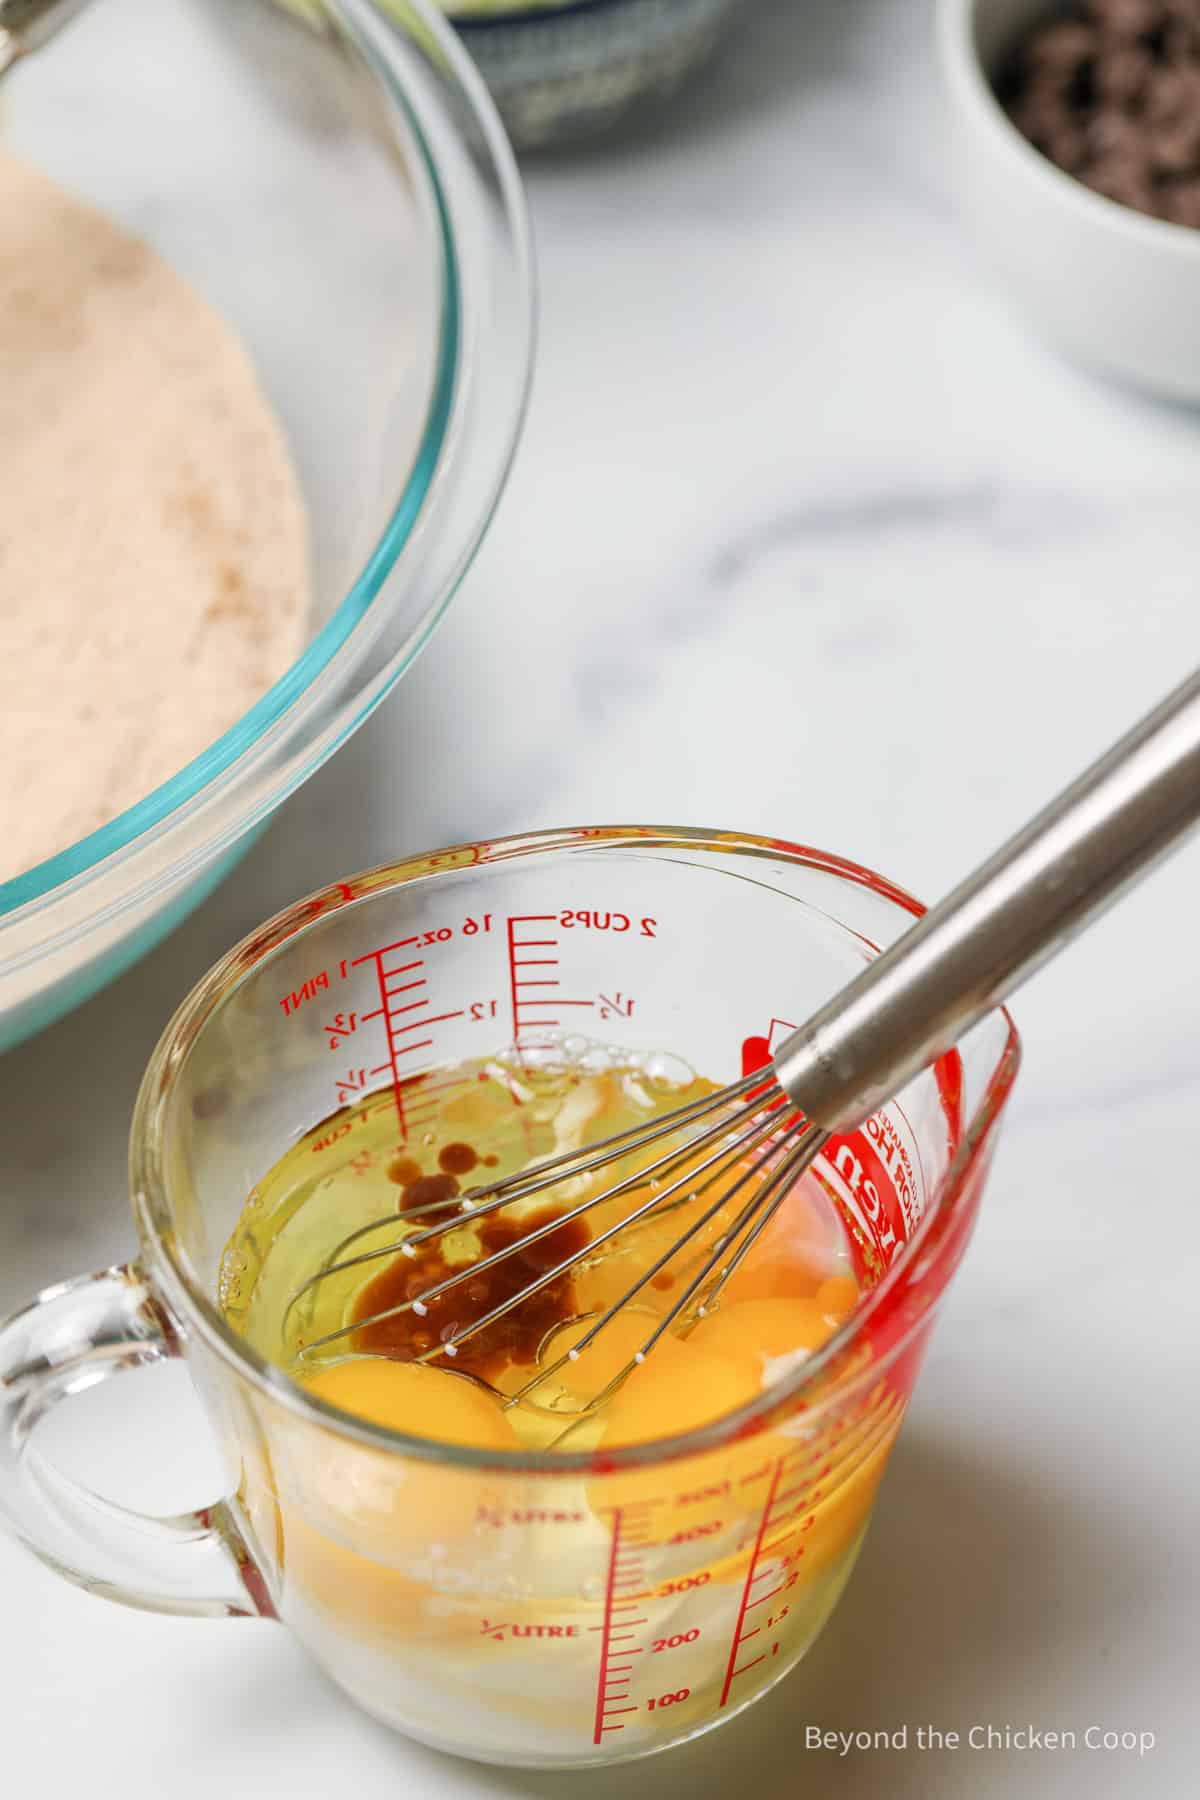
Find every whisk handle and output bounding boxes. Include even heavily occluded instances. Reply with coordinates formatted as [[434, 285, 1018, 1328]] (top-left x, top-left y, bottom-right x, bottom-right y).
[[773, 667, 1200, 1132]]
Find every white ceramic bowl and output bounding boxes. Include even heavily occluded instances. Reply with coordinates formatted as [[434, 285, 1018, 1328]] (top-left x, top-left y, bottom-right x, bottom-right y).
[[940, 0, 1200, 401]]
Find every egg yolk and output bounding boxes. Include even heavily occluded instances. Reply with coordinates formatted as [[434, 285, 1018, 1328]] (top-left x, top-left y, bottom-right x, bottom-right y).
[[542, 1312, 757, 1528], [714, 1192, 837, 1306], [303, 1356, 519, 1451], [275, 1357, 523, 1644], [294, 1358, 518, 1555], [687, 1286, 857, 1389], [545, 1311, 754, 1449], [815, 1275, 859, 1318]]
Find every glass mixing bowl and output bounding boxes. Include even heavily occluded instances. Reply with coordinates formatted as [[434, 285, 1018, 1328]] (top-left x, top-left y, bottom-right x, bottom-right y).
[[0, 0, 534, 1051]]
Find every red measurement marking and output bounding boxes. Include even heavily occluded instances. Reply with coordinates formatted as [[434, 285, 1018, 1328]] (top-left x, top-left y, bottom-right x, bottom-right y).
[[730, 1654, 766, 1682], [771, 1482, 815, 1513], [349, 939, 427, 1137], [719, 1457, 785, 1709], [402, 1076, 476, 1128], [397, 1011, 464, 1033], [586, 1499, 661, 1745], [358, 938, 421, 962], [506, 914, 597, 1046], [322, 1010, 359, 1048], [342, 929, 480, 1135], [759, 1533, 804, 1563], [335, 1068, 369, 1104], [593, 1508, 627, 1745]]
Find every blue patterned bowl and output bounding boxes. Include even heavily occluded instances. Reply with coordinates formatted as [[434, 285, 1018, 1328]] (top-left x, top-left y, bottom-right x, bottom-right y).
[[447, 0, 741, 147]]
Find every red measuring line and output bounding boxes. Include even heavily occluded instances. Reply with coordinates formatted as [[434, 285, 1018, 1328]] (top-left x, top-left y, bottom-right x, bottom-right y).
[[506, 914, 598, 1043], [354, 936, 422, 961], [592, 1507, 626, 1744], [382, 958, 423, 985], [507, 914, 557, 1040], [351, 939, 421, 1135], [719, 1457, 785, 1708], [350, 939, 464, 1139], [394, 1012, 464, 1033]]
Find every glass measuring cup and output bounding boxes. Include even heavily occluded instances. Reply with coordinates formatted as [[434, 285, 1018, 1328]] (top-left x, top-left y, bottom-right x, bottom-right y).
[[0, 828, 1020, 1768]]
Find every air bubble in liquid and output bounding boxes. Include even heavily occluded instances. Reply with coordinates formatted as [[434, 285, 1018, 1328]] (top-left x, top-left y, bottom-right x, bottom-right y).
[[642, 1051, 696, 1093]]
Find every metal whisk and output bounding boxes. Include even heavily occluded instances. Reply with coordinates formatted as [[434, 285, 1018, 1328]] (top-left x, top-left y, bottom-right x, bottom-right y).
[[289, 668, 1200, 1402]]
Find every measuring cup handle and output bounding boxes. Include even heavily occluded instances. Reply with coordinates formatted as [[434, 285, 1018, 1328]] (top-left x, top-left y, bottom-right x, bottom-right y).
[[0, 1262, 272, 1619]]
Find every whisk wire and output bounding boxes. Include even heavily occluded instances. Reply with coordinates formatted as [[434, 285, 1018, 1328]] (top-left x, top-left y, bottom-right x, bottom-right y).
[[642, 1127, 830, 1348], [294, 1097, 794, 1363], [420, 1108, 807, 1373], [286, 1081, 783, 1336], [443, 1065, 772, 1214], [505, 1116, 815, 1409], [402, 1082, 783, 1251], [692, 1126, 831, 1317], [549, 1130, 827, 1440]]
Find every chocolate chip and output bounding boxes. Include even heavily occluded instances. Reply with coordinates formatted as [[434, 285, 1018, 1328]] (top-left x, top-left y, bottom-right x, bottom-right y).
[[1046, 17, 1102, 57], [1086, 109, 1147, 155], [1045, 124, 1092, 171], [1162, 175, 1200, 220], [1081, 155, 1159, 209], [1029, 19, 1098, 73], [1091, 0, 1162, 37], [1095, 45, 1153, 103], [1150, 117, 1200, 170], [997, 1, 1200, 226], [1144, 63, 1200, 123]]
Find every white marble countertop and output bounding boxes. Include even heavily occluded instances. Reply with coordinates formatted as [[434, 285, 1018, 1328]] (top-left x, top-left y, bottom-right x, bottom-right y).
[[3, 1, 1198, 1795]]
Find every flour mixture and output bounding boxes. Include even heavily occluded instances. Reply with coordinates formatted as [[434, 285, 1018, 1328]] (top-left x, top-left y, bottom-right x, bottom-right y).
[[0, 149, 310, 882]]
